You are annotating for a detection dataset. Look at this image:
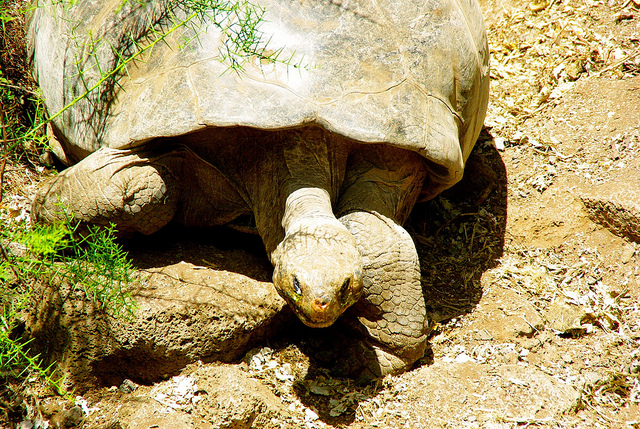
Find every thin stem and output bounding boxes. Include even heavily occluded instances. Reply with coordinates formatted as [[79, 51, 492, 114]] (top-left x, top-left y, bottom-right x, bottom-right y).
[[0, 243, 28, 290], [0, 102, 8, 204], [0, 81, 40, 97], [27, 9, 200, 139]]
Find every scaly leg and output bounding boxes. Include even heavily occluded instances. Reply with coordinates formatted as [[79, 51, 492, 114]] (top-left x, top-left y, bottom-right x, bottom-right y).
[[32, 146, 181, 234], [335, 144, 432, 379], [32, 144, 247, 235]]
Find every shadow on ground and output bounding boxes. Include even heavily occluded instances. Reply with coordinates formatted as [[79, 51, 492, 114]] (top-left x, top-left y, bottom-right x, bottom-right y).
[[123, 224, 273, 282], [412, 133, 507, 324]]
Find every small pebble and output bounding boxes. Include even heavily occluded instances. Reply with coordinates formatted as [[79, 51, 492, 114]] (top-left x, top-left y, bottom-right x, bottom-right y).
[[62, 406, 84, 427], [621, 245, 636, 264], [614, 12, 634, 22], [305, 408, 319, 421], [119, 379, 138, 393], [455, 353, 475, 364]]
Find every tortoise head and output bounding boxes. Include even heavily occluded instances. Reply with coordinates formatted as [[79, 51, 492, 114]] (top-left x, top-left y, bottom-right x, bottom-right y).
[[272, 221, 364, 328]]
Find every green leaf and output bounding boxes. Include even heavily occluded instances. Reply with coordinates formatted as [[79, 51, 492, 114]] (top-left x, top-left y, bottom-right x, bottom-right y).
[[19, 224, 70, 256]]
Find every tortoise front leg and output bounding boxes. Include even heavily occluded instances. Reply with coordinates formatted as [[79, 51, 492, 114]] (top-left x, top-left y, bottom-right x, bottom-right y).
[[337, 211, 432, 379], [335, 144, 432, 379], [32, 146, 182, 235], [31, 141, 249, 234], [32, 144, 249, 235]]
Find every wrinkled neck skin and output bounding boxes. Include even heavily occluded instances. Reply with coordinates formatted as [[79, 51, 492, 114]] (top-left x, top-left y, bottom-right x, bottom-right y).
[[271, 187, 364, 328], [281, 187, 338, 234]]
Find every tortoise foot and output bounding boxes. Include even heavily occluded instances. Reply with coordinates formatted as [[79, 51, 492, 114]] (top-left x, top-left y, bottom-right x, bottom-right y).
[[337, 209, 433, 379], [32, 146, 182, 235], [330, 337, 417, 384], [308, 323, 427, 383]]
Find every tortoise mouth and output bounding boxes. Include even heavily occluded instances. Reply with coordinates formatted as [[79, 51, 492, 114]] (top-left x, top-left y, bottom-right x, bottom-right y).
[[300, 317, 336, 329], [289, 301, 342, 328]]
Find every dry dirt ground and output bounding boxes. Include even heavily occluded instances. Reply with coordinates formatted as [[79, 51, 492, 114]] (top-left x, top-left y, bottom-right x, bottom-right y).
[[2, 0, 640, 428]]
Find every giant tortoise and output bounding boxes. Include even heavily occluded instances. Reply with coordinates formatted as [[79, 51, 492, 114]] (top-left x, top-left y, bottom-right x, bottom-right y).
[[29, 0, 489, 379]]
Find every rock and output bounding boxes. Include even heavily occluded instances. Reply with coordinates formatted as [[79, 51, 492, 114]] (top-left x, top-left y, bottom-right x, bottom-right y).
[[406, 361, 580, 423], [97, 364, 287, 429], [460, 287, 545, 341], [39, 151, 57, 167], [545, 300, 588, 336], [565, 61, 583, 81], [61, 406, 85, 427], [47, 405, 85, 428], [25, 254, 291, 389], [193, 365, 288, 429], [119, 379, 138, 394], [115, 396, 198, 429], [581, 169, 640, 243]]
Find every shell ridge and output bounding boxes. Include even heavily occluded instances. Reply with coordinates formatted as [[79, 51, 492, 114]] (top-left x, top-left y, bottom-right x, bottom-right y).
[[239, 71, 410, 107], [185, 64, 203, 126]]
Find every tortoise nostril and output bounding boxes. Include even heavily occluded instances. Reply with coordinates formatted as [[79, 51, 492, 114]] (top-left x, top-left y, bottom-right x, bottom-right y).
[[313, 299, 328, 310]]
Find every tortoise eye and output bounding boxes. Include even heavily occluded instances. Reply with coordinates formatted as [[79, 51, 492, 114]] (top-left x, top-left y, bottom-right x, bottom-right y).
[[292, 276, 302, 296], [340, 278, 351, 305]]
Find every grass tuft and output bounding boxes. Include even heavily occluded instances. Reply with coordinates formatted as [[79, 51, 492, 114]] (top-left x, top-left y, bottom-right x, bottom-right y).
[[1, 213, 139, 398]]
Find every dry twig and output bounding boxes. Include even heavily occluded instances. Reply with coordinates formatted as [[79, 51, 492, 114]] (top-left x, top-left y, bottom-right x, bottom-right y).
[[593, 47, 640, 77], [0, 81, 39, 97]]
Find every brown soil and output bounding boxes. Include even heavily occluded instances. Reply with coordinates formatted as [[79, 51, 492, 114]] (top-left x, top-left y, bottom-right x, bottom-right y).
[[2, 0, 640, 428]]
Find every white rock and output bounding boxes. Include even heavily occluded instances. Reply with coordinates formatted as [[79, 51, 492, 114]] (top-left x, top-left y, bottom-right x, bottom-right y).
[[455, 353, 475, 363]]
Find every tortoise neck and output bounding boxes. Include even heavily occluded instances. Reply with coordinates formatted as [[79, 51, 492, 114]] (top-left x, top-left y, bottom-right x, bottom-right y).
[[281, 187, 339, 234]]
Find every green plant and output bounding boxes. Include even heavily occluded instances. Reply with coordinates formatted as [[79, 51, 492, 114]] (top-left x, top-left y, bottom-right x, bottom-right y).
[[0, 77, 49, 200], [0, 213, 139, 397], [0, 219, 67, 397], [2, 217, 138, 319], [1, 0, 47, 162], [66, 223, 139, 319], [0, 0, 20, 32], [0, 288, 68, 397]]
